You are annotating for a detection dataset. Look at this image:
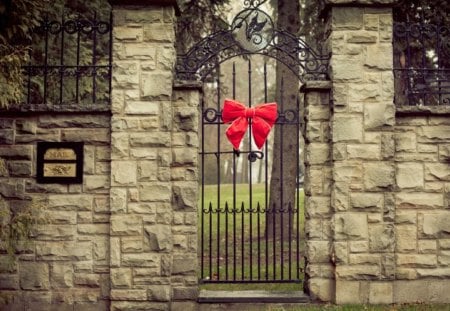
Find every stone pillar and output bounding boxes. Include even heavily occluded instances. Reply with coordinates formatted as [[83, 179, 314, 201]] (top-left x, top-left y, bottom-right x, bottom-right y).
[[326, 0, 396, 304], [108, 1, 198, 310], [302, 81, 334, 302], [170, 82, 201, 311]]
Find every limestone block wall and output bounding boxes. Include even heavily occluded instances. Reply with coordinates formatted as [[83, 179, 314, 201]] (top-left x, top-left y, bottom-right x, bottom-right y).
[[0, 113, 111, 310], [303, 82, 334, 301], [325, 0, 450, 304], [1, 0, 449, 308], [328, 4, 397, 304], [109, 2, 199, 310], [393, 114, 450, 302]]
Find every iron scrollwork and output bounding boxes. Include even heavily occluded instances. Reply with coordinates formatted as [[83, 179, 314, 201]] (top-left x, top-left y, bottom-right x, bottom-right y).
[[231, 6, 274, 52], [203, 107, 221, 123], [277, 109, 298, 124], [36, 16, 111, 35], [247, 151, 264, 162], [176, 0, 330, 82]]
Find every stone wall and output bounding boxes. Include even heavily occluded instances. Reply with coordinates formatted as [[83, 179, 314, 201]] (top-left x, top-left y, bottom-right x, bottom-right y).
[[393, 114, 450, 303], [1, 0, 449, 308], [320, 0, 450, 304], [302, 81, 334, 301], [109, 2, 199, 310], [327, 3, 397, 304], [0, 113, 111, 310]]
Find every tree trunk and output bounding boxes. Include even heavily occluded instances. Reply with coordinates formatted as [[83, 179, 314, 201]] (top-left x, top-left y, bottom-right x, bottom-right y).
[[266, 0, 301, 240]]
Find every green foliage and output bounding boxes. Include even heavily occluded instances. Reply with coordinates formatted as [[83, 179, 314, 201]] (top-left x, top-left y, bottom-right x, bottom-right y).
[[176, 0, 231, 53], [393, 0, 450, 60], [27, 0, 111, 107], [0, 0, 110, 109], [393, 0, 450, 105], [394, 0, 450, 23], [300, 0, 326, 53], [0, 0, 46, 108]]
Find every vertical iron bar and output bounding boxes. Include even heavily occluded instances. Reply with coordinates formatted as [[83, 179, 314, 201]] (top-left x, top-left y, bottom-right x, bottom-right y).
[[232, 62, 236, 100], [279, 77, 285, 280], [241, 202, 245, 280], [280, 77, 284, 212], [296, 196, 300, 280], [216, 65, 221, 220], [75, 17, 81, 103], [201, 203, 205, 280], [294, 95, 300, 280], [201, 94, 206, 280], [419, 12, 426, 105], [59, 15, 65, 106], [264, 62, 269, 281], [92, 12, 97, 103], [264, 62, 269, 209], [233, 202, 237, 281], [288, 202, 292, 280], [265, 207, 269, 280], [272, 205, 276, 280], [406, 18, 412, 105], [232, 62, 237, 281], [209, 202, 213, 280], [436, 22, 442, 105], [281, 202, 284, 280], [217, 204, 220, 280], [296, 95, 300, 280], [257, 62, 268, 280], [248, 59, 253, 281], [225, 202, 229, 280], [249, 204, 253, 281], [257, 202, 261, 280], [216, 65, 221, 281]]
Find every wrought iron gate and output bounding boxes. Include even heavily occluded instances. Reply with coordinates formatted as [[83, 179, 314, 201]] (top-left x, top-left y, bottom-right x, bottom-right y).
[[176, 0, 329, 285], [199, 58, 302, 284]]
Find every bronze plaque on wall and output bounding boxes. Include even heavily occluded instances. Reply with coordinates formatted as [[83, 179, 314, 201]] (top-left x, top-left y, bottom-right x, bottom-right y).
[[36, 142, 84, 183]]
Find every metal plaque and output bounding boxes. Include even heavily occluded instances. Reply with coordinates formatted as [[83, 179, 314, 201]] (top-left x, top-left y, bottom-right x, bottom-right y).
[[36, 142, 84, 183]]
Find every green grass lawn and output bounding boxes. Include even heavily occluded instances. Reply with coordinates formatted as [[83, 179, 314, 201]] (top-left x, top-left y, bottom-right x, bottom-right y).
[[198, 183, 305, 291]]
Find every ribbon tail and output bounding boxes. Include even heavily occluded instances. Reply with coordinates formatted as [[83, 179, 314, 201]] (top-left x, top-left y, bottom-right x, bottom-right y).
[[252, 117, 273, 149], [225, 117, 248, 150]]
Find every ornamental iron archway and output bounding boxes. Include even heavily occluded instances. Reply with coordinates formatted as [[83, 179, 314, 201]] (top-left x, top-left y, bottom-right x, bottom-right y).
[[175, 1, 329, 83], [176, 0, 330, 285]]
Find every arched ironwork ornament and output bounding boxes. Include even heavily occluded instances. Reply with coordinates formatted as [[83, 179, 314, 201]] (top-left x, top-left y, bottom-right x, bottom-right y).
[[231, 4, 274, 52], [176, 0, 330, 82]]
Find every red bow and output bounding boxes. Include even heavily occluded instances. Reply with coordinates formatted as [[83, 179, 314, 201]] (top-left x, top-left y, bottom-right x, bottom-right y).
[[222, 99, 277, 150]]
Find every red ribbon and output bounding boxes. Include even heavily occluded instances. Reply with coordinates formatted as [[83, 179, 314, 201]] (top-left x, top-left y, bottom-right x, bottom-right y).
[[222, 99, 277, 150]]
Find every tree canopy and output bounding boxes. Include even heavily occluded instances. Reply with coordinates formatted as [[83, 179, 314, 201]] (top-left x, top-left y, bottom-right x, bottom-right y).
[[0, 0, 46, 108], [0, 0, 110, 108], [176, 0, 230, 54], [393, 0, 450, 106], [394, 0, 450, 23]]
